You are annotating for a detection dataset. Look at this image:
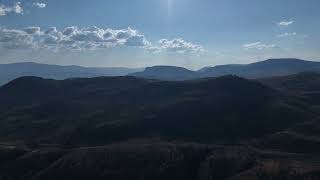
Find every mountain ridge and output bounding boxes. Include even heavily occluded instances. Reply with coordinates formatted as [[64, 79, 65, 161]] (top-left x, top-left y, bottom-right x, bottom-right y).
[[1, 58, 320, 85], [130, 58, 320, 80]]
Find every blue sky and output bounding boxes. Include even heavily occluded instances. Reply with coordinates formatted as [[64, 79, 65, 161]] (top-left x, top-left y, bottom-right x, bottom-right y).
[[0, 0, 319, 69]]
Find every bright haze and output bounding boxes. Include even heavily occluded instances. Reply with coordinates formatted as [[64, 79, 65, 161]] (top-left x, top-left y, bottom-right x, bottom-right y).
[[0, 0, 320, 69]]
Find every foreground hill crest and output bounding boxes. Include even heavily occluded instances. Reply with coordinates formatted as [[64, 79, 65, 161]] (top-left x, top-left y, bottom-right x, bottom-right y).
[[1, 73, 320, 179]]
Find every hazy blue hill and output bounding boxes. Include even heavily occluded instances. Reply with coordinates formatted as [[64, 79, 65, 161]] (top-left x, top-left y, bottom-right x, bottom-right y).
[[200, 58, 320, 78], [130, 65, 197, 81], [198, 64, 246, 77], [2, 59, 320, 85], [130, 59, 320, 81], [0, 62, 143, 86]]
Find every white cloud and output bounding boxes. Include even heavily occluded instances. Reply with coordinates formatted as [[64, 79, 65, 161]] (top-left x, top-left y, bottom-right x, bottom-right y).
[[115, 28, 136, 39], [125, 35, 150, 47], [0, 2, 23, 16], [14, 2, 23, 14], [243, 42, 277, 50], [278, 20, 294, 26], [33, 2, 46, 8], [0, 28, 33, 49], [42, 34, 58, 45], [0, 26, 151, 51], [0, 26, 204, 55], [45, 27, 58, 34], [62, 26, 78, 36], [277, 32, 297, 38], [152, 38, 204, 54], [0, 6, 7, 16], [23, 26, 41, 35]]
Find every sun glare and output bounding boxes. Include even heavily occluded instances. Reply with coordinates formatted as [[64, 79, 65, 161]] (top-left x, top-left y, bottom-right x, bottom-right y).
[[167, 0, 173, 16]]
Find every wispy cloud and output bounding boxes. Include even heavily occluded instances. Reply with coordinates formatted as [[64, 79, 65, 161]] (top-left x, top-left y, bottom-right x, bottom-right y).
[[277, 32, 297, 38], [0, 2, 23, 16], [243, 42, 277, 50], [278, 20, 294, 26], [33, 2, 46, 9]]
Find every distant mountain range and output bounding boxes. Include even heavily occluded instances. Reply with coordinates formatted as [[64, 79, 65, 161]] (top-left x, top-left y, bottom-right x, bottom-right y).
[[130, 65, 197, 81], [0, 62, 143, 86], [1, 58, 320, 86], [131, 58, 320, 80]]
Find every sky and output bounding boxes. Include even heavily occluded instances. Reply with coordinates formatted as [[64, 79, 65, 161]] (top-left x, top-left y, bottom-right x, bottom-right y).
[[0, 0, 319, 69]]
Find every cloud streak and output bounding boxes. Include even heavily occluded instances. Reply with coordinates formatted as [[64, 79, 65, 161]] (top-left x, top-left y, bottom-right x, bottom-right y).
[[243, 42, 277, 50], [277, 32, 297, 38], [278, 20, 294, 26]]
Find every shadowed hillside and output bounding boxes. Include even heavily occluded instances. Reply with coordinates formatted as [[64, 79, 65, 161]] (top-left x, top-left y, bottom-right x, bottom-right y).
[[1, 73, 320, 179], [0, 75, 313, 145]]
